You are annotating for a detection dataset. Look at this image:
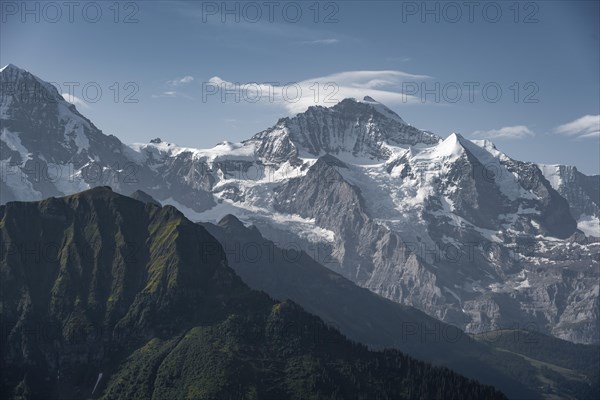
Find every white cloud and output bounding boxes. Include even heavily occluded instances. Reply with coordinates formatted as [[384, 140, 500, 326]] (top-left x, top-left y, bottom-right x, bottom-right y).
[[152, 91, 177, 98], [204, 70, 432, 114], [152, 91, 194, 100], [300, 38, 339, 45], [62, 93, 89, 109], [555, 115, 600, 139], [471, 125, 534, 140], [167, 76, 195, 86]]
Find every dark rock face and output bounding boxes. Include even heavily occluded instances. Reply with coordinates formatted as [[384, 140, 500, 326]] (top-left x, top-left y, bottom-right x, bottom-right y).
[[273, 155, 410, 285], [540, 165, 600, 226]]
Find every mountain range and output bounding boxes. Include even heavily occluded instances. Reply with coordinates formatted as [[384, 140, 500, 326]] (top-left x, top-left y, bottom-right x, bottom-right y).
[[1, 64, 597, 346]]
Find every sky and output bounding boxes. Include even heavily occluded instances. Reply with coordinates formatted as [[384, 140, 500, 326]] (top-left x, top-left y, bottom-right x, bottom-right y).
[[1, 0, 599, 174]]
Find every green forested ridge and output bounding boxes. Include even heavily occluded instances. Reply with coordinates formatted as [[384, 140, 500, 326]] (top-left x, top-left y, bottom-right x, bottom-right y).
[[0, 187, 504, 399], [201, 214, 600, 400]]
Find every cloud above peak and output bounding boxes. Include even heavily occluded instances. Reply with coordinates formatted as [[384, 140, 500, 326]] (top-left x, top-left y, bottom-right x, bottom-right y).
[[555, 115, 600, 139], [203, 69, 432, 114]]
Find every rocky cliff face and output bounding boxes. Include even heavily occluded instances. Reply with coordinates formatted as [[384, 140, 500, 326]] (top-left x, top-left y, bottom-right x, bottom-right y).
[[246, 97, 440, 163], [539, 164, 600, 237], [2, 65, 598, 344], [268, 137, 598, 343]]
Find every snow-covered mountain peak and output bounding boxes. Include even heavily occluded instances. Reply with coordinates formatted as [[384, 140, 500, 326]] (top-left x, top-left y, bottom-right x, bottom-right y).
[[408, 132, 465, 162], [434, 132, 465, 157], [248, 97, 441, 163], [0, 64, 132, 201], [0, 63, 66, 105], [357, 96, 407, 125]]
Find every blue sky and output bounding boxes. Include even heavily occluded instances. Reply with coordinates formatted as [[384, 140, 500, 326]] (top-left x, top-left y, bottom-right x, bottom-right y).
[[1, 0, 599, 174]]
